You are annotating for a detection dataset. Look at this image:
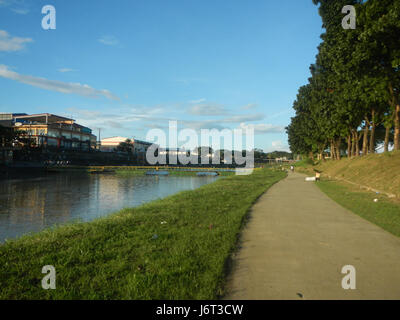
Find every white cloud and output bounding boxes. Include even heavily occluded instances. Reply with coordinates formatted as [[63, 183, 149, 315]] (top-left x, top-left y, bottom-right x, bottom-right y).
[[65, 105, 269, 137], [124, 105, 166, 116], [180, 120, 227, 131], [11, 7, 29, 14], [58, 68, 77, 73], [224, 113, 264, 123], [0, 0, 28, 13], [270, 140, 290, 152], [188, 104, 229, 116], [180, 114, 264, 131], [238, 123, 285, 134], [272, 140, 283, 148], [267, 108, 292, 119], [65, 109, 104, 120], [67, 106, 171, 126], [189, 98, 206, 104], [0, 0, 11, 6], [241, 103, 258, 110], [98, 35, 119, 46], [0, 30, 33, 52], [0, 65, 119, 100]]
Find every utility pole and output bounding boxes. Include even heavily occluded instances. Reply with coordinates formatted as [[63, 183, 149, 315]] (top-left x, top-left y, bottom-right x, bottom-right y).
[[70, 115, 73, 144], [98, 128, 101, 150]]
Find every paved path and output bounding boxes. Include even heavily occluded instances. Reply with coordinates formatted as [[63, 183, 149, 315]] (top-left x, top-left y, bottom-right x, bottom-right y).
[[224, 172, 400, 300]]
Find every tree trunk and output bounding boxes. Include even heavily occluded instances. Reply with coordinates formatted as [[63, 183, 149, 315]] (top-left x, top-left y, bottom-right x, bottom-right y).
[[369, 125, 376, 154], [362, 120, 369, 156], [347, 134, 351, 158], [335, 138, 341, 160], [330, 141, 334, 159], [384, 126, 390, 153], [351, 131, 356, 158], [318, 145, 326, 161], [369, 110, 376, 154], [355, 131, 360, 156], [395, 104, 400, 151]]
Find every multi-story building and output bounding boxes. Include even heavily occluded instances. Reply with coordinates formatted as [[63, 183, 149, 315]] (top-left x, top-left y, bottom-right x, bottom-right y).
[[7, 113, 97, 151], [0, 113, 26, 128]]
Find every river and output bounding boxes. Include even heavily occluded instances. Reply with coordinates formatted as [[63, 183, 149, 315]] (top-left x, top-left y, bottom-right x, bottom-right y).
[[0, 173, 218, 242]]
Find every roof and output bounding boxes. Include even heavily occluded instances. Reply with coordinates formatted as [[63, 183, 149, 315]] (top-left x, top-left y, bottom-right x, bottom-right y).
[[13, 113, 74, 123], [101, 136, 129, 142], [133, 139, 153, 146]]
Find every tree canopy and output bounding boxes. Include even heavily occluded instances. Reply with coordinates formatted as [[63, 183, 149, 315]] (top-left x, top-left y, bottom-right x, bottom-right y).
[[287, 0, 400, 159]]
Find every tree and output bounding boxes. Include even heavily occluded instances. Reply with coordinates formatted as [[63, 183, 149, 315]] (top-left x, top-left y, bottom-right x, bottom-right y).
[[288, 0, 399, 158], [115, 139, 134, 154], [354, 0, 400, 149], [193, 146, 213, 156]]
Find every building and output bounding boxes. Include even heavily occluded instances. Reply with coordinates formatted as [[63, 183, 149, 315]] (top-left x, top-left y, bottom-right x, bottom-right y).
[[100, 136, 130, 152], [133, 139, 152, 154], [100, 137, 153, 163], [7, 113, 97, 151], [158, 148, 189, 157], [100, 137, 153, 154], [133, 139, 153, 164], [0, 113, 26, 128]]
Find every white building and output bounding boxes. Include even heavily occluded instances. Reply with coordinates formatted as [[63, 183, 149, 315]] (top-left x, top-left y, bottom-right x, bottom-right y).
[[100, 137, 153, 155], [100, 136, 130, 152]]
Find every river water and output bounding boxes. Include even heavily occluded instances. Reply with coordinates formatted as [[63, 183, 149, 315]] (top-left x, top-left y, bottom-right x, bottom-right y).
[[0, 173, 218, 242]]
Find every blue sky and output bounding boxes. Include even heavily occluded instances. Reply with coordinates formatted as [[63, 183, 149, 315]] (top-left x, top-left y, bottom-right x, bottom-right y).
[[0, 0, 323, 152]]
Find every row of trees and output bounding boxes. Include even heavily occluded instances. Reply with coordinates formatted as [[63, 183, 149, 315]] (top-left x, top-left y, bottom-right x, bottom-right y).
[[286, 0, 400, 160]]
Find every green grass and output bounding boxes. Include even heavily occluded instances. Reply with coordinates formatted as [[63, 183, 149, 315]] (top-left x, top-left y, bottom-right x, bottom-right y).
[[294, 158, 314, 168], [317, 180, 400, 238], [0, 168, 285, 299], [311, 151, 400, 198], [114, 169, 148, 176]]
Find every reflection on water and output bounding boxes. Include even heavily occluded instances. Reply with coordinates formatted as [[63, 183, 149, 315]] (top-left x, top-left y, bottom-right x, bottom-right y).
[[0, 173, 218, 242]]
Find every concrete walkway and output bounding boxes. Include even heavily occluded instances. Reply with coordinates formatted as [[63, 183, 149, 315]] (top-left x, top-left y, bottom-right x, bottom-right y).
[[224, 172, 400, 300]]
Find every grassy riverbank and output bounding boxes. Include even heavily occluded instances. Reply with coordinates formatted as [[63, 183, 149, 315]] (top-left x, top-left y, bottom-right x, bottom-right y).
[[295, 151, 400, 198], [0, 168, 286, 299], [317, 180, 400, 238], [293, 152, 400, 238]]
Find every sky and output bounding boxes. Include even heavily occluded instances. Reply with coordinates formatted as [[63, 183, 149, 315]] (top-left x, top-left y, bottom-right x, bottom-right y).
[[0, 0, 323, 152]]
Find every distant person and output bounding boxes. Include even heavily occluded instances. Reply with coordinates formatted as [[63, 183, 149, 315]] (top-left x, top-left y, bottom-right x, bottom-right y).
[[290, 165, 294, 172]]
